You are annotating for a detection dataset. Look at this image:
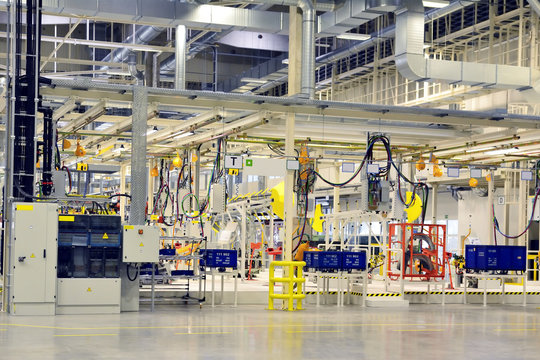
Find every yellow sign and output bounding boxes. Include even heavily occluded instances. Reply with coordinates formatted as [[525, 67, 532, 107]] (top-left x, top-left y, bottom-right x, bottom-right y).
[[16, 204, 33, 211], [150, 215, 159, 221], [87, 288, 92, 292], [30, 253, 35, 258], [102, 233, 109, 240], [124, 225, 134, 230], [139, 242, 144, 247], [77, 163, 88, 171], [228, 169, 239, 176], [59, 215, 75, 222]]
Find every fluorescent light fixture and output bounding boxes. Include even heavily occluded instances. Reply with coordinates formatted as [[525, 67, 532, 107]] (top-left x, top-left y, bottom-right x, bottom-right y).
[[465, 146, 495, 153], [113, 144, 125, 153], [447, 167, 460, 178], [522, 170, 533, 181], [106, 69, 131, 76], [342, 162, 355, 173], [146, 126, 158, 135], [485, 147, 520, 156], [173, 131, 194, 140], [240, 77, 267, 84], [336, 33, 371, 41], [470, 168, 483, 178], [423, 0, 449, 8], [94, 122, 113, 131]]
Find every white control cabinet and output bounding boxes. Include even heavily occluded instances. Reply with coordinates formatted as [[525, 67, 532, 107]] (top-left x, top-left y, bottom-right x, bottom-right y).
[[122, 225, 160, 263], [10, 203, 58, 315]]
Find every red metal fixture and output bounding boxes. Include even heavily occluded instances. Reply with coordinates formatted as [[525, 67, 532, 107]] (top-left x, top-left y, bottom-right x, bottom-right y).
[[387, 223, 446, 281]]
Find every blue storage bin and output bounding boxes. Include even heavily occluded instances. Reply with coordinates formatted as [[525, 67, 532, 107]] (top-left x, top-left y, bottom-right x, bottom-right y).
[[303, 251, 317, 268], [342, 252, 367, 270], [159, 249, 176, 256], [201, 249, 237, 268], [465, 245, 526, 271], [303, 251, 342, 270]]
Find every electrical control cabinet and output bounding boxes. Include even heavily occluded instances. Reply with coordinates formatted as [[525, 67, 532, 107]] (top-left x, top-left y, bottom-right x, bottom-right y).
[[10, 203, 58, 315], [209, 183, 226, 214], [122, 225, 160, 263]]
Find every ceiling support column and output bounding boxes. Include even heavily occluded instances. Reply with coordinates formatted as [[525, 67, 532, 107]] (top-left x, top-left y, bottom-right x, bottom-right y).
[[283, 6, 302, 269]]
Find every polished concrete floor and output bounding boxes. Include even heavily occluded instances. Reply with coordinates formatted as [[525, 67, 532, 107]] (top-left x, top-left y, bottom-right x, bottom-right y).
[[1, 304, 539, 359]]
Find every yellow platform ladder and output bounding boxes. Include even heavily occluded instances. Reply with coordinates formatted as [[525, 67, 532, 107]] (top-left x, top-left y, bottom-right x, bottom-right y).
[[268, 261, 306, 311]]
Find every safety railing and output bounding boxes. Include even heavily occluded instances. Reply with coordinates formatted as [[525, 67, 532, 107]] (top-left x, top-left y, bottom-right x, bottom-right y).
[[268, 261, 306, 311]]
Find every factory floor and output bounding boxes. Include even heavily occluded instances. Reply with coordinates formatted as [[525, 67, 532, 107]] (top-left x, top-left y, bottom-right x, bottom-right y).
[[1, 304, 539, 359]]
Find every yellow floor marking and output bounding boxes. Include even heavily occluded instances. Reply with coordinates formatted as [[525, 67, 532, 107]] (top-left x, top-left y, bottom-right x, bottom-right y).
[[494, 329, 536, 332], [54, 334, 118, 337], [287, 330, 343, 334], [393, 329, 445, 332], [175, 332, 232, 335]]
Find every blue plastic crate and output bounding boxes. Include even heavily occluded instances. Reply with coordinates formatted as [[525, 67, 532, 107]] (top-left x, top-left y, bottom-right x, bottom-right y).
[[465, 245, 526, 271], [202, 249, 237, 269], [303, 251, 342, 270], [159, 249, 176, 256], [303, 251, 317, 268], [342, 252, 367, 270]]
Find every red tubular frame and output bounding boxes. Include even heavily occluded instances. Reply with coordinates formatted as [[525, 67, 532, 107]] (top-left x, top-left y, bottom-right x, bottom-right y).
[[387, 223, 447, 281]]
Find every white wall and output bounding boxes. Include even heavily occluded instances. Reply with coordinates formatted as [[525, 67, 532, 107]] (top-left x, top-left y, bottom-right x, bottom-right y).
[[457, 188, 522, 247]]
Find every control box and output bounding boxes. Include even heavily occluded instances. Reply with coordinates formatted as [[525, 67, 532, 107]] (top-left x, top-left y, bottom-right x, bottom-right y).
[[122, 225, 160, 263], [209, 183, 226, 214], [10, 203, 58, 315]]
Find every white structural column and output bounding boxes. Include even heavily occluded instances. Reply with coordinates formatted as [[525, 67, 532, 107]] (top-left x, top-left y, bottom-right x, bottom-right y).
[[175, 25, 186, 91], [333, 163, 341, 244], [283, 6, 302, 264], [488, 171, 495, 245], [120, 164, 127, 220], [431, 184, 438, 224], [130, 86, 148, 225], [503, 172, 511, 245], [518, 162, 528, 246]]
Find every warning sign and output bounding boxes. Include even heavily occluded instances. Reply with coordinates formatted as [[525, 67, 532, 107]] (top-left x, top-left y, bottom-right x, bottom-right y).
[[139, 242, 144, 247], [102, 233, 109, 240], [30, 253, 35, 258]]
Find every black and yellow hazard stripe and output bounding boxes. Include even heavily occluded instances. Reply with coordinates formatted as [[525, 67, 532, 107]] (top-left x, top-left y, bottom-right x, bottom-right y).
[[304, 291, 540, 296]]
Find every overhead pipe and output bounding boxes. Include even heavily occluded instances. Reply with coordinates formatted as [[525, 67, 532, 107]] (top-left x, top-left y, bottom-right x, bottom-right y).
[[528, 0, 540, 17], [175, 25, 187, 91], [100, 25, 165, 70], [395, 0, 535, 89], [128, 52, 144, 85]]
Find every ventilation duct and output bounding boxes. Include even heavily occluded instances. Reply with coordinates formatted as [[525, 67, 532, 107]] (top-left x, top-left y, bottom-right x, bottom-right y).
[[318, 0, 399, 35], [395, 0, 537, 89], [100, 25, 165, 70]]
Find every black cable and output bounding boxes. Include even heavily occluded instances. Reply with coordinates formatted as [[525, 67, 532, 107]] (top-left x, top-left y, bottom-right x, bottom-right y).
[[126, 264, 139, 281], [109, 193, 131, 199]]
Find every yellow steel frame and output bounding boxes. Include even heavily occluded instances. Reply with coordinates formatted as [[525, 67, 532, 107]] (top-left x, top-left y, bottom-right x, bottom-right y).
[[268, 261, 306, 311]]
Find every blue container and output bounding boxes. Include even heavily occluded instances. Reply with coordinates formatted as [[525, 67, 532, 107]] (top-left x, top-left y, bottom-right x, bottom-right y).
[[303, 251, 317, 268], [159, 249, 176, 256], [342, 252, 367, 270], [303, 251, 342, 270], [202, 249, 237, 269], [465, 245, 526, 271]]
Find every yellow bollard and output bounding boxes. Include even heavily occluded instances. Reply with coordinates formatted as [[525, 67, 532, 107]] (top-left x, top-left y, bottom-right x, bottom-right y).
[[268, 261, 306, 311]]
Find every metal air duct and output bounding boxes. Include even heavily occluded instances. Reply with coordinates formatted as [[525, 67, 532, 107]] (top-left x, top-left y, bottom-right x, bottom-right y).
[[395, 0, 535, 89]]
